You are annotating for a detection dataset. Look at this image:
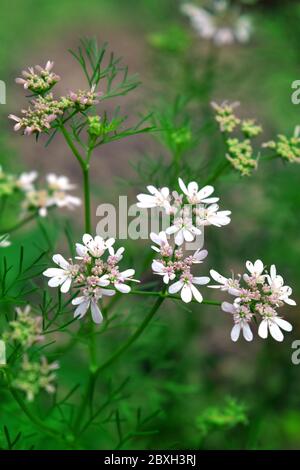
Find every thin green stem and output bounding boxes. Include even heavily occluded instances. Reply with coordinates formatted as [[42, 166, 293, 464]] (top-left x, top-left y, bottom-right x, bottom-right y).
[[0, 212, 37, 235], [95, 295, 165, 375], [82, 166, 92, 233], [73, 295, 165, 435], [60, 125, 85, 169], [129, 289, 221, 306]]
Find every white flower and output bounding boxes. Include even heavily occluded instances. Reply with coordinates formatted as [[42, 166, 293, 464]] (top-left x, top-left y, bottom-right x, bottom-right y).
[[195, 204, 231, 227], [258, 315, 293, 342], [76, 233, 115, 258], [181, 3, 215, 39], [101, 268, 139, 293], [72, 286, 115, 324], [267, 265, 296, 306], [178, 177, 219, 205], [152, 259, 176, 284], [166, 215, 201, 246], [221, 302, 253, 342], [209, 269, 240, 295], [244, 259, 265, 283], [46, 173, 76, 191], [0, 234, 11, 248], [181, 2, 252, 46], [108, 245, 125, 263], [43, 254, 78, 293], [50, 192, 81, 210], [168, 273, 210, 303], [150, 231, 173, 257], [17, 171, 38, 191], [137, 185, 171, 213]]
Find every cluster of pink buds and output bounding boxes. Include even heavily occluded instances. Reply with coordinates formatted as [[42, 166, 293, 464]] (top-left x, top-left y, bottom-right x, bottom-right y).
[[43, 234, 139, 324], [67, 84, 101, 109], [151, 231, 210, 303], [210, 260, 296, 342], [9, 93, 69, 135], [15, 60, 60, 93]]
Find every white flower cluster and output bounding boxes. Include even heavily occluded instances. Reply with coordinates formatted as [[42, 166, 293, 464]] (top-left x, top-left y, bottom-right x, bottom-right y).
[[18, 172, 81, 217], [210, 260, 296, 342], [43, 234, 139, 324], [151, 232, 210, 303], [181, 1, 252, 46], [137, 177, 231, 246]]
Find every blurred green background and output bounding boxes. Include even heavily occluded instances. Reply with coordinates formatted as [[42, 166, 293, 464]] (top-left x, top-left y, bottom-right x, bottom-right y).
[[1, 0, 300, 450]]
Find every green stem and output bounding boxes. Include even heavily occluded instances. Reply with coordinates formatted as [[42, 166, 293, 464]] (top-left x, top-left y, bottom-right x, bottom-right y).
[[9, 386, 75, 447], [73, 295, 165, 435], [95, 295, 165, 375], [129, 289, 221, 306], [60, 125, 85, 169], [0, 212, 37, 235], [82, 166, 92, 233], [205, 160, 230, 185]]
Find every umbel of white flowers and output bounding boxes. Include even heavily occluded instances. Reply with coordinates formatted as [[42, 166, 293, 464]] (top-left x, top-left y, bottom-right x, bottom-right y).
[[137, 177, 231, 246], [210, 260, 296, 342], [181, 1, 252, 46], [43, 234, 139, 324]]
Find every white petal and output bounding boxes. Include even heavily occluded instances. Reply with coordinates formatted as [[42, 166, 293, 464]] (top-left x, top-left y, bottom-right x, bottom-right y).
[[242, 323, 253, 342], [181, 284, 192, 303], [254, 259, 264, 274], [43, 268, 66, 278], [91, 301, 103, 324], [246, 260, 254, 274], [221, 302, 236, 314], [231, 324, 241, 342], [190, 284, 203, 303], [175, 230, 184, 246], [115, 282, 131, 293], [168, 280, 183, 294], [258, 319, 268, 339], [76, 243, 88, 257], [269, 322, 284, 342], [61, 276, 72, 293], [101, 289, 116, 297], [193, 276, 210, 285], [178, 177, 188, 196], [121, 269, 135, 278], [274, 317, 293, 332], [197, 185, 214, 200], [209, 269, 227, 285], [74, 300, 89, 319], [48, 276, 65, 287], [52, 254, 70, 270], [183, 229, 194, 242], [72, 296, 86, 305], [82, 233, 93, 246]]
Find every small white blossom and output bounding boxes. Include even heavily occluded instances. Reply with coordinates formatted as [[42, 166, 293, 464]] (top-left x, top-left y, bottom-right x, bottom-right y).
[[43, 254, 78, 293], [152, 259, 176, 284], [181, 2, 252, 46], [150, 231, 173, 257], [166, 214, 201, 246], [178, 178, 219, 205], [209, 269, 240, 295], [267, 264, 296, 306], [222, 302, 253, 342], [76, 233, 115, 259], [243, 259, 265, 284], [169, 273, 210, 303], [195, 204, 231, 227], [16, 171, 38, 191], [258, 314, 292, 343], [137, 185, 171, 212]]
